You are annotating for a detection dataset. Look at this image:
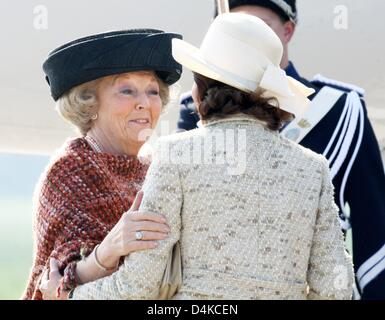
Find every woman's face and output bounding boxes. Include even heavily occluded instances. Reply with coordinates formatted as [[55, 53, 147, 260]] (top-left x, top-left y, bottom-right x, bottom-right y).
[[95, 71, 163, 154]]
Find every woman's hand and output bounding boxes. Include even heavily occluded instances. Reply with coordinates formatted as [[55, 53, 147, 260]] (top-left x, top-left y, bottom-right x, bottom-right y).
[[39, 259, 68, 300], [96, 190, 170, 269]]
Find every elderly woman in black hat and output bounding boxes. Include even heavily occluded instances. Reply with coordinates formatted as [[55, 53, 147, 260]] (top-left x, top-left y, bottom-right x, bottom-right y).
[[23, 29, 182, 300]]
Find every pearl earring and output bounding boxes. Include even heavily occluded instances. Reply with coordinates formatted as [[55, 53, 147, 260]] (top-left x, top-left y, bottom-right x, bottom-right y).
[[91, 114, 98, 120]]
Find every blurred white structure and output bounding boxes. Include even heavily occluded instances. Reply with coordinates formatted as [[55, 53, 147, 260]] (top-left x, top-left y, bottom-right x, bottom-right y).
[[0, 0, 384, 156]]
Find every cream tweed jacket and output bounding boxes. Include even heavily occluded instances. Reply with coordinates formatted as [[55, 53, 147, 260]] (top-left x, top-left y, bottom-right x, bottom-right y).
[[72, 114, 354, 300]]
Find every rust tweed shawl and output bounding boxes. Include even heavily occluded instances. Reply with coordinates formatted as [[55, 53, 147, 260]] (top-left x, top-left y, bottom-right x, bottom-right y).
[[22, 137, 148, 299]]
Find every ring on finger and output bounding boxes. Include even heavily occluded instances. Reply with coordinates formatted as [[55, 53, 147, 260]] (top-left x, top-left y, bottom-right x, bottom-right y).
[[135, 231, 144, 240]]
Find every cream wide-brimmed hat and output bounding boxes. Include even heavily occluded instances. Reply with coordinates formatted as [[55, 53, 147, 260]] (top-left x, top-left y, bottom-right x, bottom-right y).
[[172, 13, 315, 118]]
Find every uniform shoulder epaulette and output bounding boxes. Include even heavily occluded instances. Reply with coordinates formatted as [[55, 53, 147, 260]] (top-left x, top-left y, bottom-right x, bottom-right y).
[[179, 90, 193, 105], [311, 74, 365, 97]]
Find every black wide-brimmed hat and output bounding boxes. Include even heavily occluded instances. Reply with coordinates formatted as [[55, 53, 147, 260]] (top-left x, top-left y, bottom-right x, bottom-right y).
[[215, 0, 297, 23], [43, 29, 183, 101]]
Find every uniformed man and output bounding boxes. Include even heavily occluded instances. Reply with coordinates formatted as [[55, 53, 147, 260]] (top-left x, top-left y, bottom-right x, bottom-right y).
[[176, 0, 385, 299]]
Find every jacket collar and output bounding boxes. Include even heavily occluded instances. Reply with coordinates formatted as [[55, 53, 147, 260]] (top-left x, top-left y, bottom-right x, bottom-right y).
[[285, 61, 318, 95]]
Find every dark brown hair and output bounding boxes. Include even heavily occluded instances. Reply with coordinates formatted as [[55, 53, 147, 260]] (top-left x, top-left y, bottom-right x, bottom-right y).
[[193, 72, 293, 131]]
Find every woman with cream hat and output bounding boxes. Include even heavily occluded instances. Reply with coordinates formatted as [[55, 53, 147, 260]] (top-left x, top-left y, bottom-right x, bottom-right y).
[[49, 13, 353, 300]]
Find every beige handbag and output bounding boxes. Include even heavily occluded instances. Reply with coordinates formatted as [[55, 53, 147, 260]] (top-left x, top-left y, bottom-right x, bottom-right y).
[[158, 241, 182, 300]]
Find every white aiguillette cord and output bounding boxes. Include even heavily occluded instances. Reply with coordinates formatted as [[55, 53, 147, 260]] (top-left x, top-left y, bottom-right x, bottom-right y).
[[217, 0, 230, 14]]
